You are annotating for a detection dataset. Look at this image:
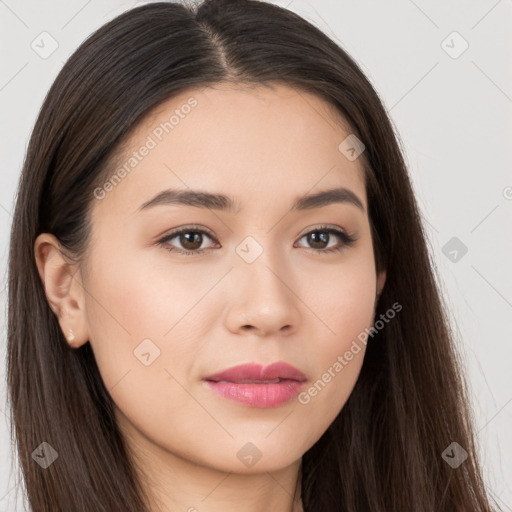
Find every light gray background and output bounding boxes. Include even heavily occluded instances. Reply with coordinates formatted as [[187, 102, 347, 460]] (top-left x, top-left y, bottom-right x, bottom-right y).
[[1, 0, 511, 510]]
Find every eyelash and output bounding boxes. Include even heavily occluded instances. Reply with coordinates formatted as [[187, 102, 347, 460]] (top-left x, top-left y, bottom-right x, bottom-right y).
[[157, 224, 357, 257]]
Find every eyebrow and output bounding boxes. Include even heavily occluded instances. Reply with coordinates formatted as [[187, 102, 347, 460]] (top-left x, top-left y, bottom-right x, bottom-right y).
[[138, 186, 365, 214]]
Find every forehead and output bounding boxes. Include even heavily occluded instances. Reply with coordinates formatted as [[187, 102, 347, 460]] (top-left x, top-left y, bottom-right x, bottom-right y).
[[94, 82, 367, 218]]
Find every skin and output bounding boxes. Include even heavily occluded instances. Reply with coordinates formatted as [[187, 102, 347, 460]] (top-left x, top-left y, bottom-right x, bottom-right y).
[[35, 82, 386, 512]]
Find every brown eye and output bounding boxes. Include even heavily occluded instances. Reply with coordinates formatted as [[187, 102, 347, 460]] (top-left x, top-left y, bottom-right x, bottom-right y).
[[305, 231, 330, 249], [295, 226, 356, 254], [158, 227, 217, 255], [178, 232, 204, 251]]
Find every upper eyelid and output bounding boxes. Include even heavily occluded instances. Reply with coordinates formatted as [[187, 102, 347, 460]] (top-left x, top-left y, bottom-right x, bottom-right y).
[[160, 225, 216, 242], [160, 224, 349, 239]]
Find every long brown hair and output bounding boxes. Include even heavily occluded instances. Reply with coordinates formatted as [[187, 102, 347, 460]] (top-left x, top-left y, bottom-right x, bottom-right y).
[[7, 1, 498, 510]]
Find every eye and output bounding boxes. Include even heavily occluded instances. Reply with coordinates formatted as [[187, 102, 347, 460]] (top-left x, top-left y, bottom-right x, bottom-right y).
[[295, 225, 356, 254], [157, 224, 357, 257], [157, 226, 218, 256]]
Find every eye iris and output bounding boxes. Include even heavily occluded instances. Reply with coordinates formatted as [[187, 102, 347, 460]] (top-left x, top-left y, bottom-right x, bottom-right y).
[[180, 232, 203, 250], [308, 231, 329, 249]]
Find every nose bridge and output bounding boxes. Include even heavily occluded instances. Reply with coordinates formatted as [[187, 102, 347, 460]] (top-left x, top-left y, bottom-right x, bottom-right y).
[[228, 233, 299, 334], [235, 233, 288, 295]]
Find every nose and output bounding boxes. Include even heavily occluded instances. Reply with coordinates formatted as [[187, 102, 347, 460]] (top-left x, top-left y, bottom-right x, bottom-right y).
[[223, 251, 301, 338]]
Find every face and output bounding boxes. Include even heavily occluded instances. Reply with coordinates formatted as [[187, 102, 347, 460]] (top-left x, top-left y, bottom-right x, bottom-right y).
[[65, 83, 385, 474]]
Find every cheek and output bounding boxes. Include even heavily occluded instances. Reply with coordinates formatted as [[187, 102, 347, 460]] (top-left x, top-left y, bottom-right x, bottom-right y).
[[83, 253, 201, 436], [83, 244, 216, 397], [82, 246, 169, 389], [323, 273, 376, 353], [309, 250, 377, 350], [295, 254, 377, 427]]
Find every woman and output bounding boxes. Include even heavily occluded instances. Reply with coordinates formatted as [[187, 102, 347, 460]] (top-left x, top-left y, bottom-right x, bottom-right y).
[[6, 0, 497, 510]]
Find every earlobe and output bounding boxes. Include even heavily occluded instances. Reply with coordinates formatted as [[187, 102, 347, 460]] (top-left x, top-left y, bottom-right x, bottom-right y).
[[34, 233, 89, 349], [65, 327, 81, 349]]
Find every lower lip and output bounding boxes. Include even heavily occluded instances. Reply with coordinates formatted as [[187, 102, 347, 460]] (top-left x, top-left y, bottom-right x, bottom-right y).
[[204, 380, 305, 408]]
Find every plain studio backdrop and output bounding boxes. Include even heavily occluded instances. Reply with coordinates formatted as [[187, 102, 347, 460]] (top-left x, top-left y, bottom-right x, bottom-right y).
[[0, 0, 511, 510]]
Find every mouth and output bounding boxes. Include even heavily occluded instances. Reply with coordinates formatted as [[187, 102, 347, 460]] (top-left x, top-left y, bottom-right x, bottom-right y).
[[204, 361, 307, 383], [203, 362, 307, 408], [210, 378, 284, 384]]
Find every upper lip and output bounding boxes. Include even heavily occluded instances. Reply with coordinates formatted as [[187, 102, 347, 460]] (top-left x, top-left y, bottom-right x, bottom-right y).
[[204, 362, 307, 383]]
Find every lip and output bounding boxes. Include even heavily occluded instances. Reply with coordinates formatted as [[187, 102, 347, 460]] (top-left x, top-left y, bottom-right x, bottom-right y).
[[203, 362, 307, 408]]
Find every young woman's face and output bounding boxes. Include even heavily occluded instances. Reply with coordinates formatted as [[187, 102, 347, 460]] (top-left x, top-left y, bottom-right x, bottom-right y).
[[81, 83, 385, 474]]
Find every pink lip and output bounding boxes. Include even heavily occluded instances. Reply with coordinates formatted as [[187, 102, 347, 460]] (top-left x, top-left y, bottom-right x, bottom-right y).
[[203, 362, 307, 408]]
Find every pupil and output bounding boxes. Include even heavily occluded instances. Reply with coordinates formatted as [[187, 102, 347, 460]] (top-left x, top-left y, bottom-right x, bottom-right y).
[[181, 232, 202, 250], [309, 231, 328, 249]]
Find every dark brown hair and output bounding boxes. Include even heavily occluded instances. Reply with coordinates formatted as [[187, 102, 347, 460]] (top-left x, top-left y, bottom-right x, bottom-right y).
[[7, 0, 498, 510]]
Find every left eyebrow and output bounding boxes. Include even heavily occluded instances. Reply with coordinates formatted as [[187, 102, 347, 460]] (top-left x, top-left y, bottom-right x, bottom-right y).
[[137, 186, 365, 214], [291, 187, 364, 212]]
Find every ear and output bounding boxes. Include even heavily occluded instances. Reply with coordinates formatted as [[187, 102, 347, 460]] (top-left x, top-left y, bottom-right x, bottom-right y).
[[34, 233, 89, 349]]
